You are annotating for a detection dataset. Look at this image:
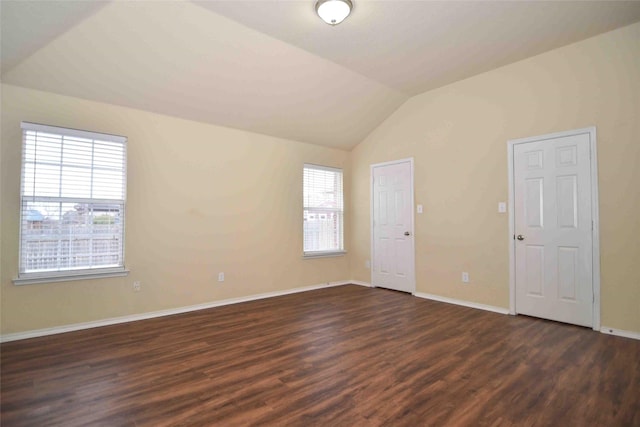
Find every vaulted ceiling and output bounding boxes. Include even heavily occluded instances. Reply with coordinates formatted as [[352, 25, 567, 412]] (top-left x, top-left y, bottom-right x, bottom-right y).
[[2, 1, 640, 150]]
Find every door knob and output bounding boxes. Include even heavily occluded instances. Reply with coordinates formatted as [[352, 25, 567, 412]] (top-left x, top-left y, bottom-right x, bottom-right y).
[[404, 231, 411, 236], [517, 235, 525, 241]]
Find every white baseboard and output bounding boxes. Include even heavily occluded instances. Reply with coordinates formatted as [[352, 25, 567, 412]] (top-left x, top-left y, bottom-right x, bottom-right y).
[[350, 280, 373, 287], [5, 281, 635, 343], [600, 326, 640, 341], [0, 280, 353, 343], [414, 292, 510, 315]]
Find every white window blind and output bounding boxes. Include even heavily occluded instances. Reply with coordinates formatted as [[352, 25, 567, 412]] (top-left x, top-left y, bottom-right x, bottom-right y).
[[303, 164, 344, 256], [18, 122, 127, 280]]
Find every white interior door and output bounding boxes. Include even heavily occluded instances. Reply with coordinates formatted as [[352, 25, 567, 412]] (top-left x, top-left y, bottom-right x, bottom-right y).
[[513, 131, 594, 327], [371, 159, 415, 293]]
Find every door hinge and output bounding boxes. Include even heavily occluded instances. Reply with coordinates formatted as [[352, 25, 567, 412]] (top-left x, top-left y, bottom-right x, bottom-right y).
[[513, 234, 516, 240]]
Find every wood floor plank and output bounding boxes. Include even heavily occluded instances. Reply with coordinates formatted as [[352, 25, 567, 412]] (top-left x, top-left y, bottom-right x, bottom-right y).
[[2, 285, 639, 426]]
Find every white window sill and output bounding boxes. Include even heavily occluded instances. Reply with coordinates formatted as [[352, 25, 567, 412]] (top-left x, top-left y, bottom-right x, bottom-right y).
[[13, 268, 129, 285], [303, 251, 347, 259]]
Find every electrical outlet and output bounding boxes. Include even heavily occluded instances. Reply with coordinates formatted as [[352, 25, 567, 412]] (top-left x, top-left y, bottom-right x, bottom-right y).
[[133, 281, 141, 292], [218, 272, 225, 282], [462, 272, 469, 283]]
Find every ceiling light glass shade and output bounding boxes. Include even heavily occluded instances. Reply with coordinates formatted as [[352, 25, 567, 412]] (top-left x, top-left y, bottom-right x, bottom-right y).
[[316, 0, 352, 25]]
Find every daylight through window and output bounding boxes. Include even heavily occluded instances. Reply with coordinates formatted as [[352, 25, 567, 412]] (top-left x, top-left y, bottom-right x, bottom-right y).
[[18, 122, 127, 281], [303, 164, 344, 256]]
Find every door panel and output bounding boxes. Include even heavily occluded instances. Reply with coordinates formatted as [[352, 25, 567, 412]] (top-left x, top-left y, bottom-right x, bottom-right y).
[[525, 178, 543, 227], [556, 175, 578, 228], [558, 246, 578, 300], [372, 161, 414, 293], [514, 133, 593, 327], [525, 245, 544, 297]]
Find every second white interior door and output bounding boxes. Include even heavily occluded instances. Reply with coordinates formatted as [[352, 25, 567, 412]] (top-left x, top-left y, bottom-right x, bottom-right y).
[[513, 131, 594, 327], [371, 160, 415, 293]]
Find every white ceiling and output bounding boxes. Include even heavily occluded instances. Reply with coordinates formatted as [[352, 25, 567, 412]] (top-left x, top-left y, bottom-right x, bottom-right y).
[[2, 0, 640, 150], [200, 0, 640, 95]]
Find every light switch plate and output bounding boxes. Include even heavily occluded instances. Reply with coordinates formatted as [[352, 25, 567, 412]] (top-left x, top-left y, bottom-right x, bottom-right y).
[[498, 202, 507, 213], [417, 204, 423, 214]]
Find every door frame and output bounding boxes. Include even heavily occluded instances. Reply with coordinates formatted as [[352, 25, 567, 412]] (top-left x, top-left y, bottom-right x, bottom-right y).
[[370, 158, 416, 294], [507, 127, 601, 330]]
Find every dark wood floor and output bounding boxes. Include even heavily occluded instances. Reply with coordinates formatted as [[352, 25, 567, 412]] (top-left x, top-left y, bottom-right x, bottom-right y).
[[2, 285, 639, 426]]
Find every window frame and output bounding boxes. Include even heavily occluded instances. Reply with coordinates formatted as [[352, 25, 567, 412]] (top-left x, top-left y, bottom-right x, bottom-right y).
[[303, 163, 346, 258], [13, 122, 129, 285]]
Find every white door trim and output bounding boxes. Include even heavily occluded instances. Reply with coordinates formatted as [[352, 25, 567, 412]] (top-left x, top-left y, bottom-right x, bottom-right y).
[[370, 158, 416, 294], [507, 127, 601, 330]]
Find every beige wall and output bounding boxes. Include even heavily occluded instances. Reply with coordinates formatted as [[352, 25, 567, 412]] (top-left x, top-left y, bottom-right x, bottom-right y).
[[350, 23, 640, 332], [0, 84, 350, 335], [2, 23, 638, 337]]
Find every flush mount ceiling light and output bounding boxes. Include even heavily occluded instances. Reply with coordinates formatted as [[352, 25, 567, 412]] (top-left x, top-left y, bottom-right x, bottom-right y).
[[316, 0, 352, 26]]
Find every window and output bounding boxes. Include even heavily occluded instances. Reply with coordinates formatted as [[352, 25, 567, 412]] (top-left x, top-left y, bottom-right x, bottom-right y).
[[303, 164, 345, 257], [15, 122, 128, 284]]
